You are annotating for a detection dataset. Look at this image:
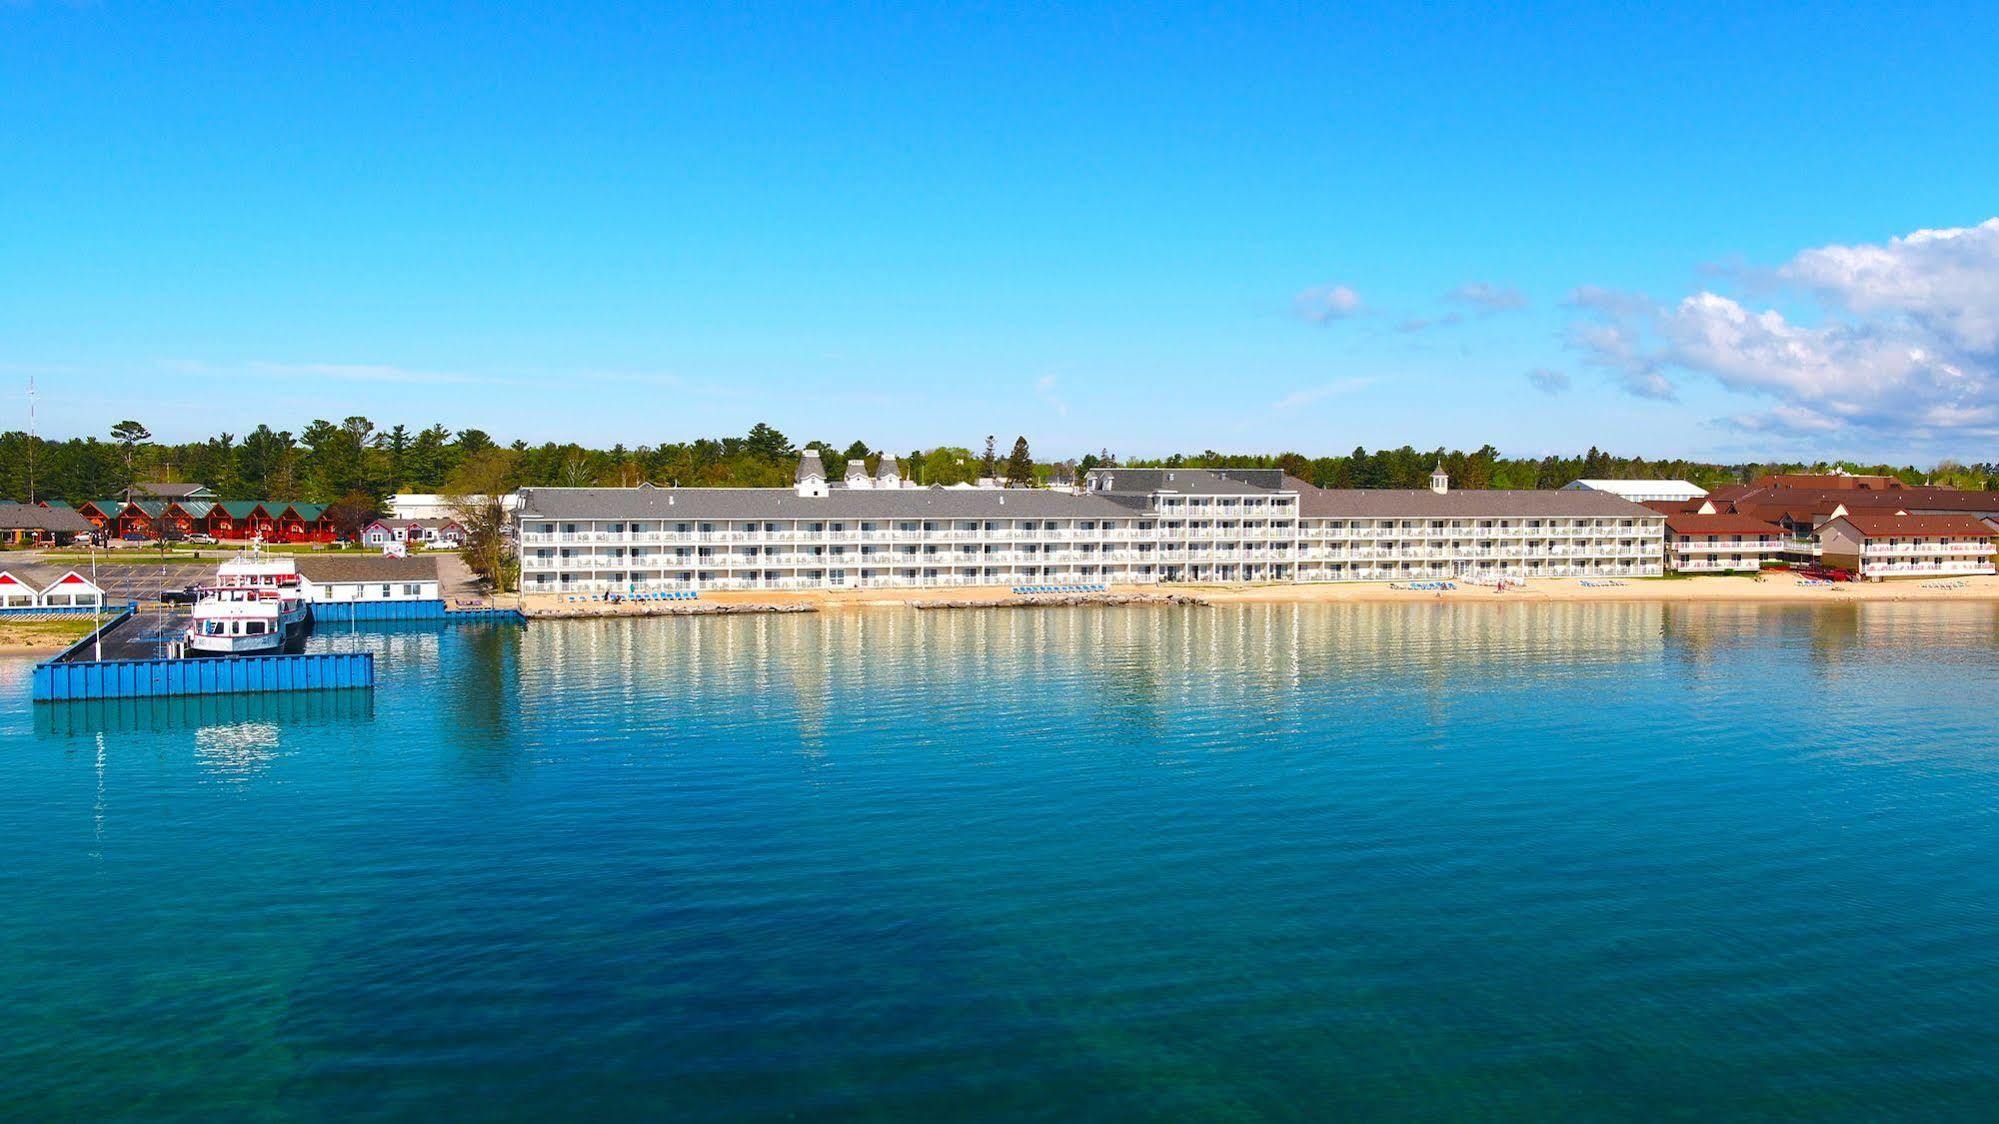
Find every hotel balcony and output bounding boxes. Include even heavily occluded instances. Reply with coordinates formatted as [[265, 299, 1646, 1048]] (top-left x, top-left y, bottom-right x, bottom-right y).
[[1860, 560, 1997, 576], [1860, 542, 1997, 558]]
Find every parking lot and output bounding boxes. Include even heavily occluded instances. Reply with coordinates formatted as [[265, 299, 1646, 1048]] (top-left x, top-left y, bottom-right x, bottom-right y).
[[88, 562, 214, 605], [11, 552, 211, 605]]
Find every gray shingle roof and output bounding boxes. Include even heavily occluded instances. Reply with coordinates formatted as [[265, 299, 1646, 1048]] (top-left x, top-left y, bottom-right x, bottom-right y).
[[293, 555, 440, 583], [1084, 468, 1289, 495], [120, 482, 214, 500], [794, 450, 824, 482], [0, 503, 94, 533], [1295, 485, 1664, 519], [0, 562, 96, 589], [517, 486, 1145, 521]]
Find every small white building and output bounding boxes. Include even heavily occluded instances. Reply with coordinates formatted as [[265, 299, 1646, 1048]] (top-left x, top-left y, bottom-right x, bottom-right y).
[[0, 565, 108, 610], [388, 493, 519, 520], [1564, 479, 1708, 504], [292, 556, 443, 603]]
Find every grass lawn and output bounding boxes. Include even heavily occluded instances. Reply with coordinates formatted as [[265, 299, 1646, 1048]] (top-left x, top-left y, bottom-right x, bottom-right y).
[[0, 615, 105, 651], [64, 545, 462, 563]]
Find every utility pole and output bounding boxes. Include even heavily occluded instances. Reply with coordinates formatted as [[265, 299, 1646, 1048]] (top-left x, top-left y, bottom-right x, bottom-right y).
[[25, 376, 37, 505]]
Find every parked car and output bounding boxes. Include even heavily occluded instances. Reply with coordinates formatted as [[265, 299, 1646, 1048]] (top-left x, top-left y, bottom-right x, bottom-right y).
[[121, 532, 150, 543], [185, 533, 217, 545], [159, 585, 201, 605]]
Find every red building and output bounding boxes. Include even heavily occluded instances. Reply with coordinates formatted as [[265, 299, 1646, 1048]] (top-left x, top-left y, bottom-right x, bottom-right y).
[[74, 497, 341, 543]]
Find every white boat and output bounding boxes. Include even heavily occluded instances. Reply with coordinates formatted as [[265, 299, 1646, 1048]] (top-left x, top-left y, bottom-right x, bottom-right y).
[[183, 549, 313, 657]]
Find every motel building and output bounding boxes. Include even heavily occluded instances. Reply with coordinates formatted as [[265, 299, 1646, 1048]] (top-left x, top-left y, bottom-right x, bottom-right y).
[[514, 452, 1668, 595], [1663, 513, 1786, 573], [0, 566, 109, 611], [1814, 514, 1999, 579], [1294, 469, 1666, 583], [361, 518, 468, 549]]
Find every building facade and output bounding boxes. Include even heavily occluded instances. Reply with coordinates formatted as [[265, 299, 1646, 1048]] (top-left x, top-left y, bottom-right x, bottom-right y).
[[513, 454, 1667, 594], [361, 518, 467, 548], [293, 556, 443, 603], [1657, 473, 1999, 573], [0, 566, 108, 611], [75, 499, 340, 544], [388, 493, 519, 520], [1816, 514, 1998, 578], [0, 502, 93, 546], [1663, 513, 1786, 573]]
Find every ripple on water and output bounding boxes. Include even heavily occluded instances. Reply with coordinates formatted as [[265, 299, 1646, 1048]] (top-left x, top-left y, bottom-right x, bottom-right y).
[[5, 600, 1999, 1118]]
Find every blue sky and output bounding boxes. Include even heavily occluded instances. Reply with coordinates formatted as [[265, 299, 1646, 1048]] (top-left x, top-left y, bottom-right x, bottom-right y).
[[5, 2, 1998, 461]]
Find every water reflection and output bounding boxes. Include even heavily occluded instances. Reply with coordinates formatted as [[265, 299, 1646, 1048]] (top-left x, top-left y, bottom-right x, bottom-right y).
[[194, 721, 284, 779], [35, 687, 375, 738]]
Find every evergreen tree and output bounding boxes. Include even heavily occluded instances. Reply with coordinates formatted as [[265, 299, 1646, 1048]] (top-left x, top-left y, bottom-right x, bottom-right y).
[[1004, 436, 1034, 487], [980, 435, 998, 479], [744, 422, 793, 462], [109, 419, 150, 482]]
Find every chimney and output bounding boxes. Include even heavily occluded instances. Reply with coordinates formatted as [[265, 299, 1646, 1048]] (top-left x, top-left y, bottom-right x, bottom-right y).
[[795, 449, 827, 498], [1430, 465, 1449, 494]]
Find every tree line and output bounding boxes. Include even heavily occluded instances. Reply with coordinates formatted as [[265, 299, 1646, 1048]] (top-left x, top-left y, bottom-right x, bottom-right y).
[[5, 419, 1996, 507], [1104, 446, 1999, 493]]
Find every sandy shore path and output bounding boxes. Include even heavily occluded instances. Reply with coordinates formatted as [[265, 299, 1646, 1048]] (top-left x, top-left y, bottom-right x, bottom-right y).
[[518, 572, 1999, 617]]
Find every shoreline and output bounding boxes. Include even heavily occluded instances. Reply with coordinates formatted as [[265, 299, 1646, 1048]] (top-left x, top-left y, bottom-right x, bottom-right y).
[[515, 572, 1999, 618]]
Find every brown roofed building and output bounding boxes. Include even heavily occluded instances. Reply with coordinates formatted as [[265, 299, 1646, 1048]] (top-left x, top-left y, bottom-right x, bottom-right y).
[[1816, 513, 1998, 579], [1662, 512, 1786, 573], [0, 502, 94, 546]]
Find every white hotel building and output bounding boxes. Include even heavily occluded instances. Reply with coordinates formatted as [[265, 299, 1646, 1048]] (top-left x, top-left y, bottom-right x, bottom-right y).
[[514, 453, 1666, 594]]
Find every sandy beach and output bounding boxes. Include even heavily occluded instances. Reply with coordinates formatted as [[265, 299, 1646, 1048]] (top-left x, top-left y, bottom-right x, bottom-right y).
[[515, 571, 1999, 617]]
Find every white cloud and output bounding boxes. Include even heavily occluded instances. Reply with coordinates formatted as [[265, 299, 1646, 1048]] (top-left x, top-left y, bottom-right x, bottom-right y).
[[1781, 218, 1999, 353], [1034, 373, 1069, 417], [1525, 367, 1570, 395], [1294, 284, 1364, 323], [1448, 282, 1528, 312], [1560, 218, 1999, 437], [1271, 377, 1377, 411], [1564, 316, 1676, 400]]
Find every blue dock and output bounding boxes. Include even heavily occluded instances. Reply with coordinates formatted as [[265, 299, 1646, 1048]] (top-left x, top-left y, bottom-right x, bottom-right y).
[[27, 597, 524, 702], [310, 599, 527, 624], [33, 650, 375, 702], [30, 603, 375, 703]]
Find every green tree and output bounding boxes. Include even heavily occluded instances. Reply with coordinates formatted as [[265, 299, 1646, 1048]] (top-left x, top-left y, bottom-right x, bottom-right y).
[[109, 419, 151, 482], [744, 422, 793, 462], [1004, 436, 1034, 488], [378, 424, 413, 489], [446, 447, 521, 594]]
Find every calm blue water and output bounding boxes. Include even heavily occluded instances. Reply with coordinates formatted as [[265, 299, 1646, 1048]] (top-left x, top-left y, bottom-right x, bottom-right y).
[[5, 602, 1999, 1120]]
